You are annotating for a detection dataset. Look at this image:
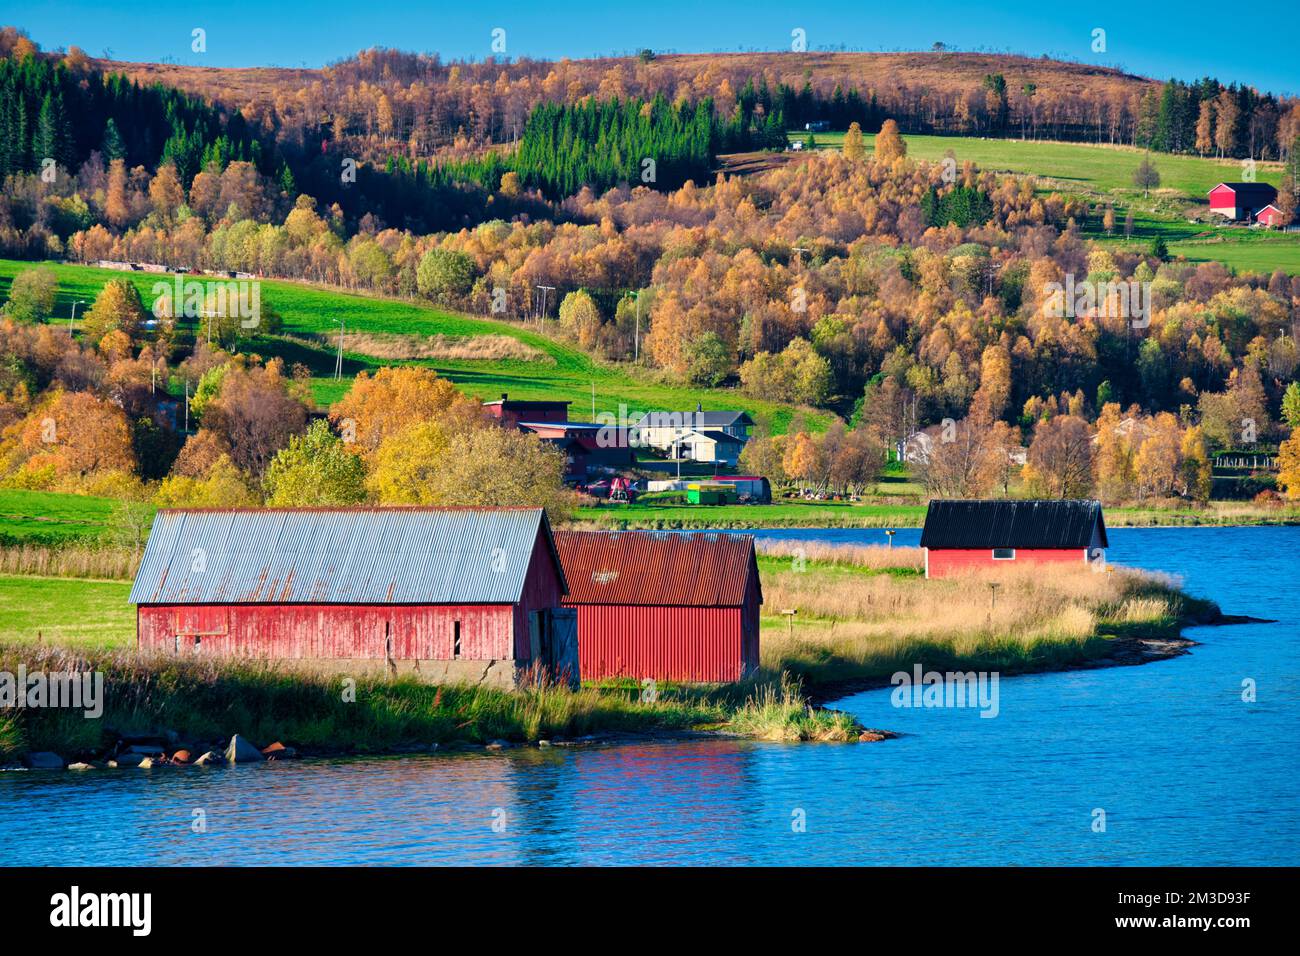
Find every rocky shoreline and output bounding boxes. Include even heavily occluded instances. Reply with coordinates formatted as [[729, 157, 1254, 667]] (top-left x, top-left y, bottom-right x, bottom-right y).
[[0, 723, 901, 772]]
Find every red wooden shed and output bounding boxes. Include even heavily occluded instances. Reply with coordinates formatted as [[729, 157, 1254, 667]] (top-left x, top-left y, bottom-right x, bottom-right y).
[[129, 507, 576, 688], [921, 499, 1107, 579], [553, 531, 762, 683], [1256, 204, 1285, 228]]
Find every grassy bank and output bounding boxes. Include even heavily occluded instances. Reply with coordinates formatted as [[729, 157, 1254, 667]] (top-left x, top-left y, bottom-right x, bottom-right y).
[[0, 539, 1220, 763], [755, 541, 1218, 692], [0, 643, 869, 764]]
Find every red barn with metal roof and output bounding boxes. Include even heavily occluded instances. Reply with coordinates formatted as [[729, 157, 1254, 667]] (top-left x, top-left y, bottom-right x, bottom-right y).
[[920, 499, 1107, 579], [129, 507, 576, 688], [554, 531, 762, 683]]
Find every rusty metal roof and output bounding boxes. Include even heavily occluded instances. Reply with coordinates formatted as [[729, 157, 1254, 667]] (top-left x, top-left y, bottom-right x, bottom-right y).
[[920, 499, 1107, 550], [554, 531, 760, 607], [130, 507, 564, 605]]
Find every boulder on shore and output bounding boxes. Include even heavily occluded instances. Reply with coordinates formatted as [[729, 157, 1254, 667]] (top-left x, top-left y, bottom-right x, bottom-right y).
[[24, 752, 64, 770], [225, 735, 264, 764], [67, 762, 95, 771], [110, 753, 144, 768], [194, 750, 225, 767], [261, 741, 296, 760]]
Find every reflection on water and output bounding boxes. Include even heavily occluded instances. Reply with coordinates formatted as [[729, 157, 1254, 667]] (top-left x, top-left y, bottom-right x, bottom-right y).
[[2, 527, 1297, 866]]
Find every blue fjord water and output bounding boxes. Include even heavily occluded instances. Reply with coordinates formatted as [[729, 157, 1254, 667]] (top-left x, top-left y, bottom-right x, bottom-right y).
[[1, 526, 1296, 865]]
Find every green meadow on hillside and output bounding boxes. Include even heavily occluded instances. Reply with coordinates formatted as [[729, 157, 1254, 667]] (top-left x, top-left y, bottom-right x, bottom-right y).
[[0, 488, 126, 545], [789, 131, 1284, 197], [0, 259, 827, 433], [784, 131, 1300, 274]]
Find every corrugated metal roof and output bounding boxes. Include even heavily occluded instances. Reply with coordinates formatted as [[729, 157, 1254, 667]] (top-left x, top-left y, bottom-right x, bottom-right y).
[[554, 531, 759, 607], [130, 507, 562, 605], [920, 499, 1107, 550]]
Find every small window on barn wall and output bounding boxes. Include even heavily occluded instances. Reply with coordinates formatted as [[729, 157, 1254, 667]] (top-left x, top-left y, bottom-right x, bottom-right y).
[[992, 548, 1016, 560], [453, 621, 462, 659]]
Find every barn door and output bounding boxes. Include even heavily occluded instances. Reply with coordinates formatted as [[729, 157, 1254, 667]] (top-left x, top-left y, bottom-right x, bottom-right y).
[[549, 608, 579, 689]]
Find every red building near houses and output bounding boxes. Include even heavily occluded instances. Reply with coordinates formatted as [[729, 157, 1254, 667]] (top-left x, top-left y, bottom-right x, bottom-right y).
[[129, 507, 577, 688], [482, 392, 571, 428], [554, 531, 762, 683], [1256, 204, 1286, 228], [1208, 182, 1279, 223], [921, 499, 1107, 579]]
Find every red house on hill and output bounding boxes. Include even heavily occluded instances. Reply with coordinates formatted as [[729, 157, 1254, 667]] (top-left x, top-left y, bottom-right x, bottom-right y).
[[554, 531, 761, 683], [1208, 182, 1278, 223], [921, 499, 1107, 579], [482, 392, 571, 428]]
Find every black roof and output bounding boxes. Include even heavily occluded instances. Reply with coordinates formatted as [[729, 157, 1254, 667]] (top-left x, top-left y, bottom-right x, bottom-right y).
[[920, 499, 1107, 550], [1212, 182, 1278, 203], [635, 410, 754, 428]]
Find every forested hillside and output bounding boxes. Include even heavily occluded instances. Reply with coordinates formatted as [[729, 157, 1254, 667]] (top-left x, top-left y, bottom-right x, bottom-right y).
[[3, 25, 1300, 512]]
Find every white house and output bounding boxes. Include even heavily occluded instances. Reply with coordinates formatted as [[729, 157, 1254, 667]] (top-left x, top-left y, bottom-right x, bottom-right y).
[[634, 408, 754, 462]]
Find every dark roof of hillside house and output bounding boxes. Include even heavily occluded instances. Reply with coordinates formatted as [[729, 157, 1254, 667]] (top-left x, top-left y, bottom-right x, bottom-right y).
[[688, 429, 747, 445], [554, 531, 761, 607], [482, 392, 571, 409], [920, 500, 1107, 550], [1210, 182, 1278, 203], [633, 410, 755, 429], [130, 507, 566, 605]]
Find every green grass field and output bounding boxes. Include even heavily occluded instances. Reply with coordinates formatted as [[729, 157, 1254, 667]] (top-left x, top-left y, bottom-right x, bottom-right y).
[[0, 574, 135, 648], [790, 131, 1284, 197], [784, 131, 1300, 274], [576, 499, 925, 529], [0, 259, 828, 432], [0, 488, 123, 545]]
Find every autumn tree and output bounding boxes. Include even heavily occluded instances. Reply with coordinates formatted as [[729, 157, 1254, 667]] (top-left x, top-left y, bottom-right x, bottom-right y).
[[874, 118, 907, 164], [1278, 432, 1300, 500], [155, 453, 260, 508], [558, 289, 603, 349], [1091, 403, 1135, 502], [1195, 99, 1215, 156], [329, 366, 484, 461], [970, 343, 1012, 421], [1281, 381, 1300, 430], [1133, 412, 1182, 499], [201, 361, 310, 475], [368, 420, 571, 521], [416, 247, 476, 301], [1179, 425, 1213, 502], [914, 417, 1000, 498], [264, 419, 366, 507], [1132, 156, 1160, 198], [81, 279, 146, 349], [1026, 414, 1093, 498], [11, 390, 136, 486], [842, 121, 865, 161], [3, 267, 58, 324]]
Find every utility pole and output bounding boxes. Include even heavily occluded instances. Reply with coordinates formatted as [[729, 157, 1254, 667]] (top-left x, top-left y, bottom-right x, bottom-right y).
[[333, 318, 346, 379], [69, 300, 86, 337], [536, 285, 555, 327]]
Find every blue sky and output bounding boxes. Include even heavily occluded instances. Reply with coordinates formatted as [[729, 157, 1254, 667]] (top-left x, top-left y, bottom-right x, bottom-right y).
[[13, 1, 1300, 95]]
